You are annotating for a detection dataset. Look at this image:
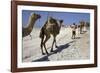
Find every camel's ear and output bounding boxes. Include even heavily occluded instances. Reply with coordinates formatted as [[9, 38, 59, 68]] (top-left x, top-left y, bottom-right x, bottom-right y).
[[47, 17, 52, 23], [48, 17, 52, 20], [60, 20, 63, 24], [30, 13, 35, 17]]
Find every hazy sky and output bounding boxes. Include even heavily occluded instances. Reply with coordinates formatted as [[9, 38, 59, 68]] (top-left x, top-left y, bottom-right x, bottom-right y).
[[22, 10, 90, 28]]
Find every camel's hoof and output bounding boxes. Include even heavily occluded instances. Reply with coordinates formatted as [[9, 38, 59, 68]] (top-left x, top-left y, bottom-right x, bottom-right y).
[[51, 50, 54, 52], [55, 45, 58, 48], [46, 52, 49, 55], [42, 53, 45, 55]]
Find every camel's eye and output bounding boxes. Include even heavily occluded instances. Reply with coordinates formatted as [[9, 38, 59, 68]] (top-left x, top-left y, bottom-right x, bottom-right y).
[[50, 19, 55, 23], [60, 20, 63, 24]]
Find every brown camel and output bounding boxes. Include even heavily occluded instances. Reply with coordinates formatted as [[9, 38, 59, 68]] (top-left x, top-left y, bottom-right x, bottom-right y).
[[39, 17, 63, 55], [78, 20, 85, 34], [22, 13, 41, 39]]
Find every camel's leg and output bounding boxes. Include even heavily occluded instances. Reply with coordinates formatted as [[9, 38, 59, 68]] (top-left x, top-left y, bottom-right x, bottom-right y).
[[51, 38, 55, 52], [80, 27, 83, 34], [43, 34, 50, 55], [40, 37, 45, 55], [30, 34, 32, 40], [55, 38, 58, 48], [51, 36, 57, 52]]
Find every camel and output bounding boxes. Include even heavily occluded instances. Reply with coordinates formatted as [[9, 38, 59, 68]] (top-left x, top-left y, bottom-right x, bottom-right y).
[[39, 17, 63, 55], [78, 20, 85, 34], [85, 22, 90, 30], [22, 13, 41, 39]]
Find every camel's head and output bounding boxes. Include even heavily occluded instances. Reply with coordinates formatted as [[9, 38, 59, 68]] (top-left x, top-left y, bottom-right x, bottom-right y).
[[59, 20, 63, 24], [79, 20, 85, 25], [31, 13, 41, 19]]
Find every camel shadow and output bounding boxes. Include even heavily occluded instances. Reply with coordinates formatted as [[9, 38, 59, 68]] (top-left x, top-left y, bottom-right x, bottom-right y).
[[53, 41, 74, 53], [32, 41, 74, 62], [80, 31, 87, 34], [33, 55, 50, 62]]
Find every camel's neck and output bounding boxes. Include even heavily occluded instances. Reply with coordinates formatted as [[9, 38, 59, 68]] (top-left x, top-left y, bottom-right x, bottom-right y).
[[59, 23, 62, 29], [28, 16, 38, 29], [57, 21, 62, 30]]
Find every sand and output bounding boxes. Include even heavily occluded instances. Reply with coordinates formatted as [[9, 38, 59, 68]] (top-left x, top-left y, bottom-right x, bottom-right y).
[[22, 27, 90, 62]]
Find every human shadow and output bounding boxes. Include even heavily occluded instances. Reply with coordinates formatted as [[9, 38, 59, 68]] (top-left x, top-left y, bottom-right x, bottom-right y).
[[75, 37, 81, 39], [32, 41, 74, 62]]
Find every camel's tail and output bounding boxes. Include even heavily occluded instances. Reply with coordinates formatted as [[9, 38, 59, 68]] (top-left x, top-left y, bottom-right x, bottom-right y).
[[39, 27, 44, 38]]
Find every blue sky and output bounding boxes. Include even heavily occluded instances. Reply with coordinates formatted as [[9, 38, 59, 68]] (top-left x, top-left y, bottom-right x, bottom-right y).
[[22, 10, 90, 28]]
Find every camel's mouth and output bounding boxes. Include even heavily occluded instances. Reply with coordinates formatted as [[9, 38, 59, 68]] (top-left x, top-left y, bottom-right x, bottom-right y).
[[38, 15, 41, 19]]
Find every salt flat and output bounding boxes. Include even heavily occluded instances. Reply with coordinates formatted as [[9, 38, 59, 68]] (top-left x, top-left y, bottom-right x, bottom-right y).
[[22, 27, 90, 62]]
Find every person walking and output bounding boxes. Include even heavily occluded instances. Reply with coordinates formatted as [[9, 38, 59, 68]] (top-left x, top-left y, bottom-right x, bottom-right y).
[[71, 23, 77, 39]]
